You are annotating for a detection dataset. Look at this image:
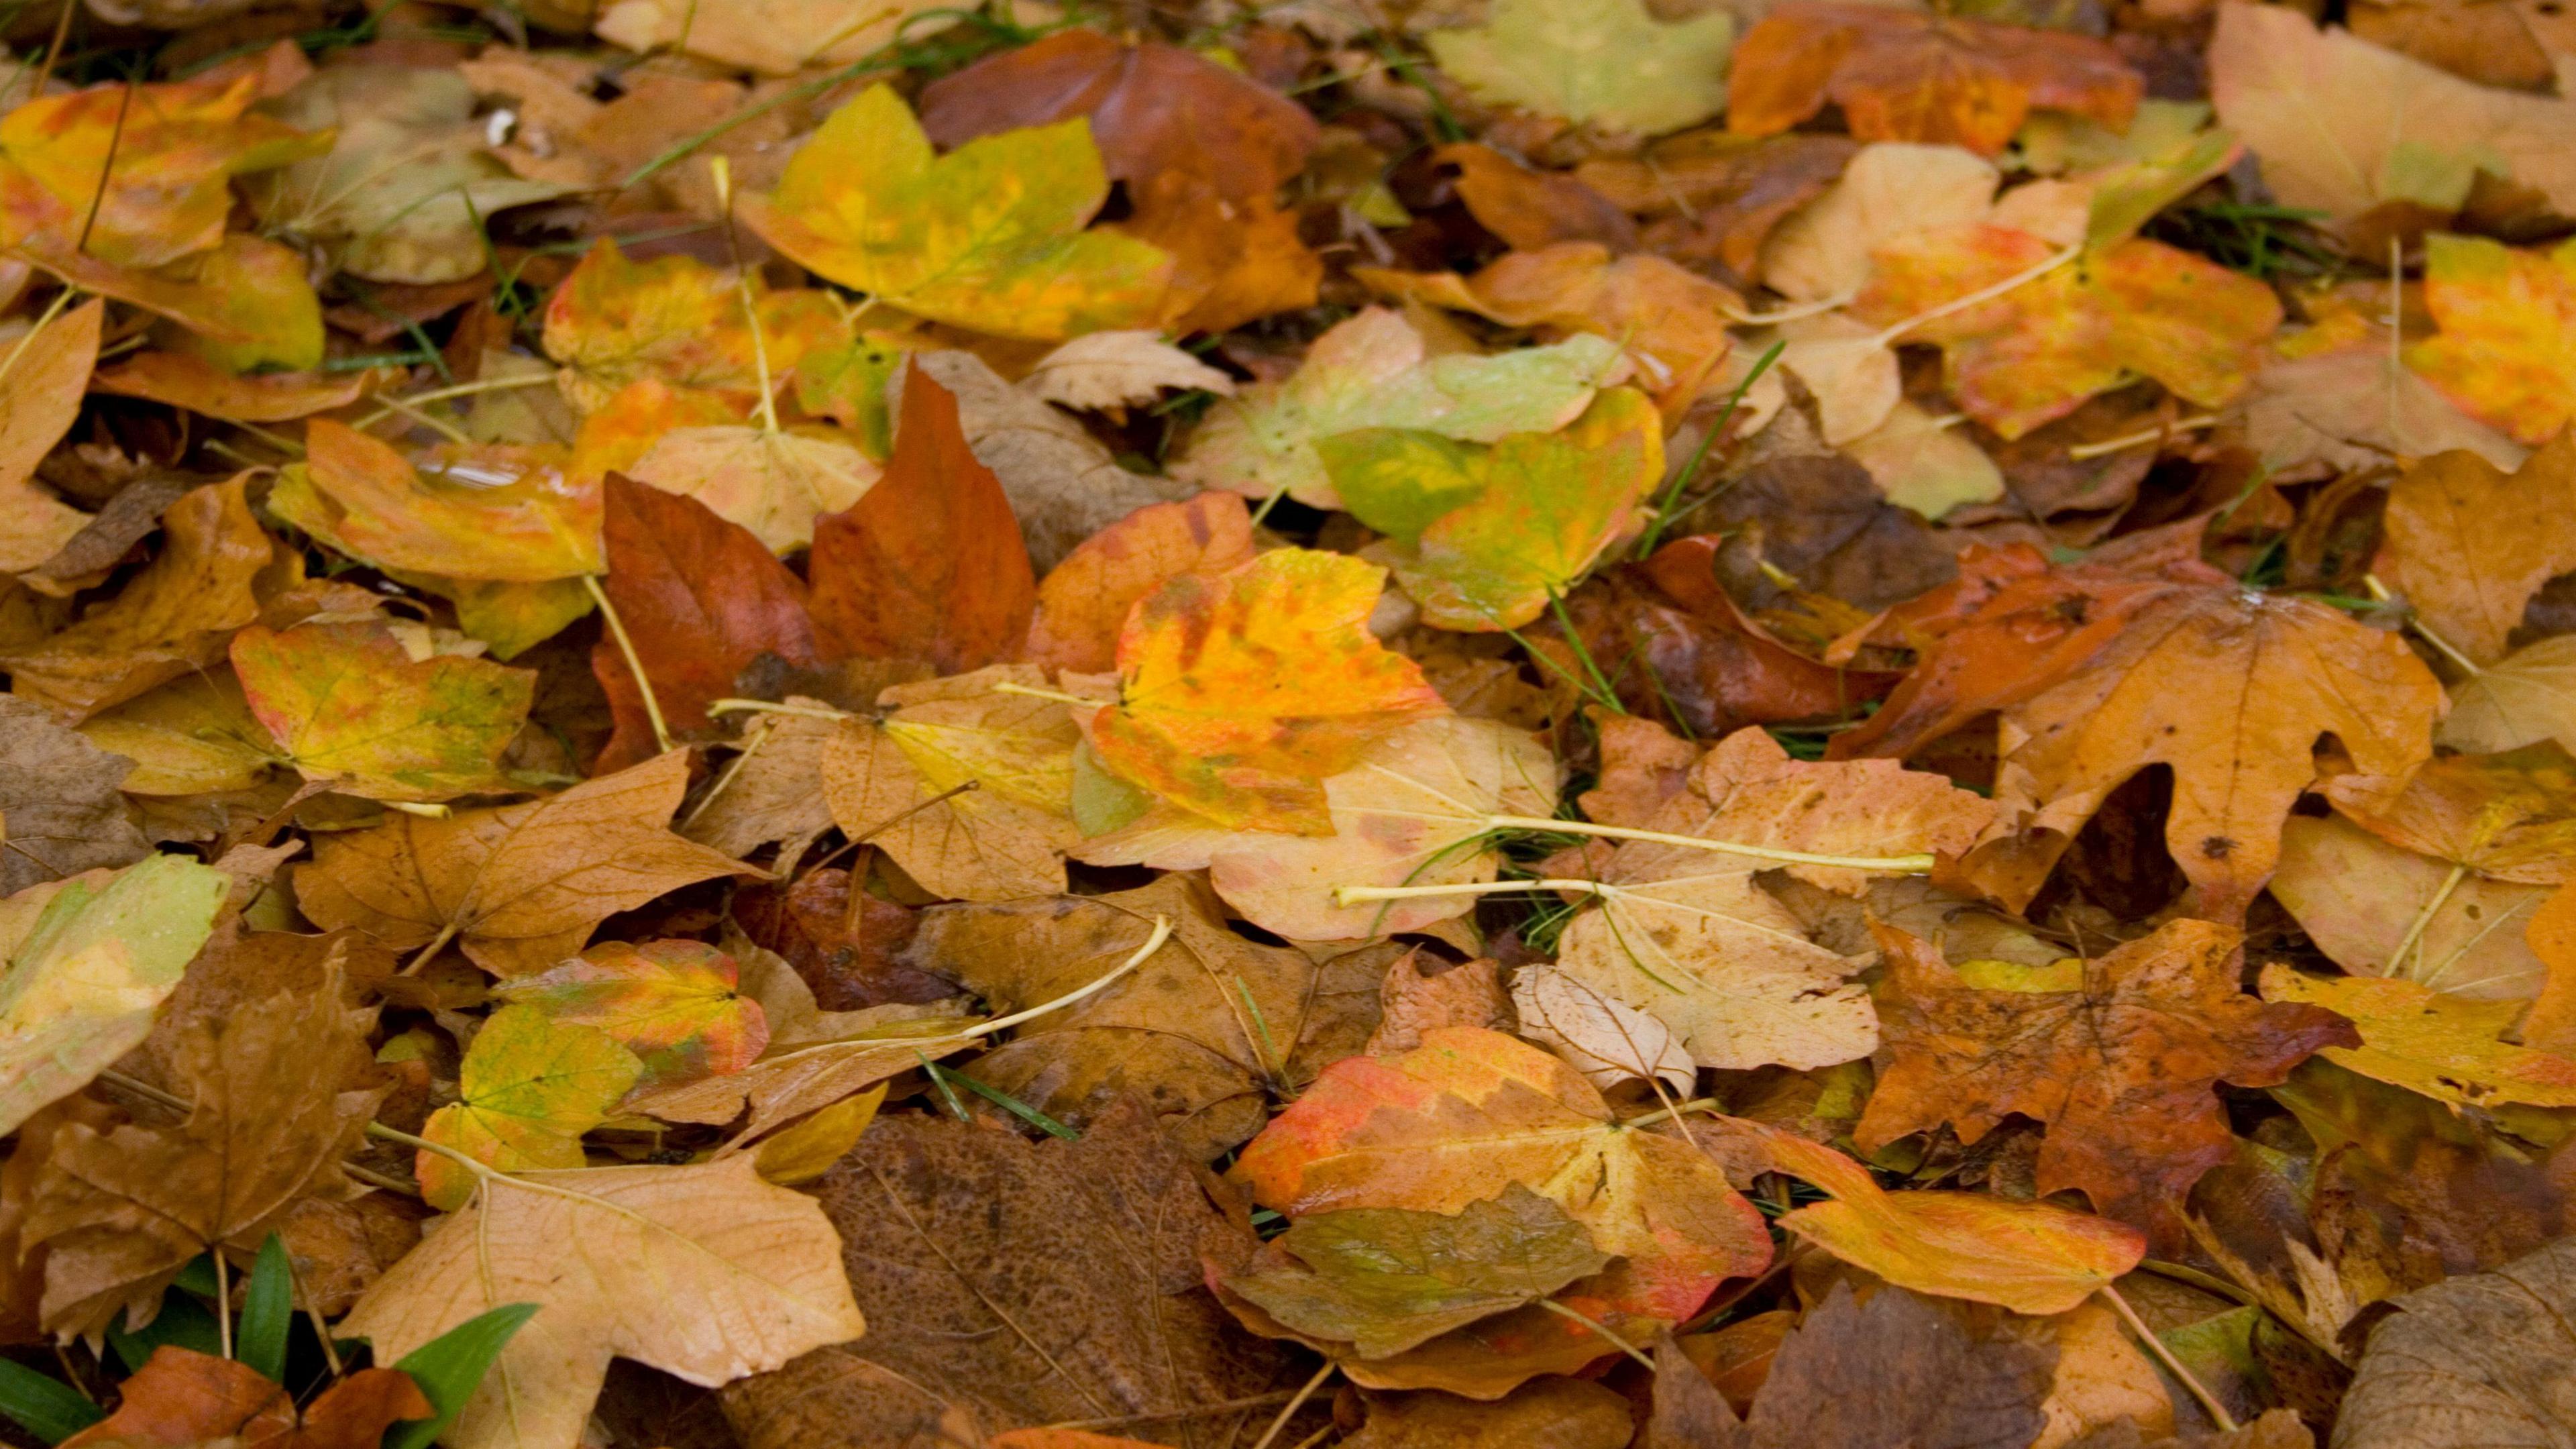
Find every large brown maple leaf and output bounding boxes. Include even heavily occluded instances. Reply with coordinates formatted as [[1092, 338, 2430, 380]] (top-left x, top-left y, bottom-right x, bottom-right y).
[[1855, 920, 2357, 1249]]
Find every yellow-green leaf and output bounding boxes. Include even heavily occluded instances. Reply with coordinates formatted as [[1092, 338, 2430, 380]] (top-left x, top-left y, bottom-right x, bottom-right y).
[[417, 1004, 643, 1210], [229, 622, 535, 803]]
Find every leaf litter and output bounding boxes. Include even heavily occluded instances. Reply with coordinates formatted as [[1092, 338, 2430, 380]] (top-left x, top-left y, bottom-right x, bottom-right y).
[[0, 1, 2573, 1446]]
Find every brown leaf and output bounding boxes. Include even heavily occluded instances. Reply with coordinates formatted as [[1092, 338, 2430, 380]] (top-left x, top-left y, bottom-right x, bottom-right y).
[[2063, 1409, 2315, 1448], [896, 874, 1393, 1159], [678, 703, 838, 861], [0, 1097, 118, 1344], [2375, 434, 2576, 668], [1685, 453, 1960, 610], [61, 1347, 428, 1449], [1574, 132, 1856, 280], [2324, 743, 2576, 883], [0, 301, 104, 573], [1652, 1282, 2057, 1448], [0, 696, 150, 896], [2334, 1232, 2576, 1448], [591, 472, 818, 774], [1344, 1378, 1635, 1449], [718, 1100, 1288, 1449], [0, 477, 274, 722], [24, 975, 383, 1336], [294, 749, 752, 976], [1024, 492, 1256, 676], [807, 361, 1036, 672], [1856, 920, 2358, 1248], [1366, 952, 1511, 1057], [1437, 143, 1638, 253]]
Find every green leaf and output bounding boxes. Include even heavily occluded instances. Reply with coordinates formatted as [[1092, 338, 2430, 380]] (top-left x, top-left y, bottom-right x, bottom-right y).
[[0, 1360, 102, 1444], [382, 1301, 541, 1449], [1425, 0, 1735, 136], [237, 1234, 293, 1385], [415, 1006, 644, 1210]]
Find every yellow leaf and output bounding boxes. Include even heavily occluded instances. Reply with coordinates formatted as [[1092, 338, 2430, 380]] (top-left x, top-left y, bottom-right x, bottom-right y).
[[2259, 965, 2576, 1110]]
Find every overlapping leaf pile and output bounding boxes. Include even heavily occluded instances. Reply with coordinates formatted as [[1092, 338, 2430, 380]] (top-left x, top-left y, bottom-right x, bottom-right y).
[[1, 0, 2573, 1445]]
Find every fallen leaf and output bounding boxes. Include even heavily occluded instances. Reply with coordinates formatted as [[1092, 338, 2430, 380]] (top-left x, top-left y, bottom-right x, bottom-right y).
[[341, 1155, 865, 1449], [1856, 919, 2358, 1247], [2404, 235, 2576, 449], [624, 996, 971, 1142], [1680, 451, 1960, 609], [1225, 1183, 1612, 1358], [74, 669, 275, 798], [294, 749, 751, 976], [1023, 492, 1256, 674], [0, 476, 272, 721], [1843, 400, 2006, 518], [542, 239, 847, 414], [1325, 388, 1664, 631], [898, 874, 1390, 1158], [2258, 966, 2576, 1112], [417, 1005, 643, 1208], [716, 1100, 1285, 1449], [0, 75, 326, 270], [679, 705, 839, 861], [588, 472, 816, 773], [1648, 1281, 2055, 1448], [0, 696, 153, 896], [2209, 2, 2576, 226], [230, 622, 535, 802], [1437, 142, 1640, 254], [1169, 307, 1624, 511], [25, 968, 380, 1336], [89, 352, 371, 422], [1085, 548, 1449, 834], [2447, 635, 2576, 756], [2267, 815, 2553, 1000], [819, 665, 1088, 902], [1551, 727, 1996, 1071], [248, 66, 574, 284], [1345, 1378, 1635, 1449], [1426, 0, 1736, 136], [2378, 438, 2576, 670], [0, 300, 103, 572], [741, 85, 1171, 341], [592, 0, 952, 75], [1021, 331, 1236, 412], [2243, 320, 2528, 478], [1574, 131, 1856, 280], [1074, 714, 1559, 942], [0, 855, 224, 1140], [491, 938, 769, 1089], [270, 421, 602, 584], [1728, 2, 2140, 156], [1849, 226, 2282, 439], [1368, 953, 1512, 1056], [806, 361, 1035, 671], [1758, 142, 2000, 303], [2326, 743, 2576, 884], [1233, 1026, 1773, 1344], [1509, 966, 1695, 1095], [60, 1346, 428, 1449], [2333, 1234, 2576, 1447], [623, 423, 879, 557], [1724, 1116, 2147, 1316]]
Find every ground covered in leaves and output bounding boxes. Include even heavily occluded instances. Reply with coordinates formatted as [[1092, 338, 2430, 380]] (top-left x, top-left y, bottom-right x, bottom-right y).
[[0, 0, 2573, 1444]]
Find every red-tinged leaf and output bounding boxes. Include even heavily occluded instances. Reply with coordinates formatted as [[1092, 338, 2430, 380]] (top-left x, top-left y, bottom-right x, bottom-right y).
[[231, 622, 535, 803], [592, 472, 818, 774], [490, 938, 769, 1089], [1023, 492, 1257, 675], [806, 360, 1035, 673], [60, 1346, 427, 1449]]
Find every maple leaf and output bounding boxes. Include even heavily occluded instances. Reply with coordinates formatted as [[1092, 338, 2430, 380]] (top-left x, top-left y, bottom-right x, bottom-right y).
[[1848, 225, 2282, 439], [270, 421, 602, 583], [417, 1005, 642, 1208], [1723, 1117, 2146, 1316], [2404, 235, 2576, 447], [293, 749, 752, 976], [1222, 1184, 1611, 1359], [1169, 307, 1625, 511], [741, 84, 1171, 341], [2259, 966, 2576, 1112], [806, 362, 1036, 671], [1856, 919, 2357, 1247], [0, 299, 102, 574], [1727, 2, 2141, 156], [229, 622, 535, 803], [819, 665, 1089, 902], [1233, 1026, 1772, 1346], [2268, 815, 2553, 1000], [60, 1347, 429, 1449], [1024, 492, 1256, 674], [718, 1100, 1285, 1448], [1322, 388, 1664, 631], [1085, 548, 1448, 833], [0, 855, 225, 1139], [490, 938, 767, 1089], [588, 474, 816, 773], [1550, 727, 1996, 1071], [902, 874, 1395, 1159], [1963, 574, 2443, 920], [2377, 437, 2576, 669], [341, 1155, 865, 1449], [24, 969, 382, 1336], [1075, 714, 1559, 942], [2208, 2, 2576, 225], [0, 74, 327, 270], [0, 476, 273, 722], [541, 239, 849, 413], [1426, 0, 1736, 137]]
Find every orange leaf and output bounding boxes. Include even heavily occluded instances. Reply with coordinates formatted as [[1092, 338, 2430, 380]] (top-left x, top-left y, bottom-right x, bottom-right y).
[[2405, 234, 2576, 448], [90, 352, 370, 422], [1855, 920, 2358, 1248], [2375, 435, 2576, 668], [541, 238, 848, 413], [806, 361, 1036, 673], [272, 421, 602, 583], [61, 1346, 427, 1449], [1727, 2, 2141, 156], [1023, 492, 1256, 675], [1085, 549, 1448, 833]]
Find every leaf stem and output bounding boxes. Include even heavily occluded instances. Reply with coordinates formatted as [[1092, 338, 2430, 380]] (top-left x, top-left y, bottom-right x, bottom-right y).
[[583, 574, 674, 755], [987, 680, 1108, 708], [1336, 877, 1613, 907], [2363, 573, 2483, 678], [2064, 415, 2220, 460], [214, 1249, 232, 1360], [1248, 1360, 1335, 1449], [1479, 814, 1937, 872], [1535, 1298, 1656, 1371], [706, 698, 860, 722], [959, 916, 1171, 1039], [0, 286, 77, 393], [2387, 861, 2468, 979], [1871, 246, 2082, 349], [2098, 1283, 2237, 1433]]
